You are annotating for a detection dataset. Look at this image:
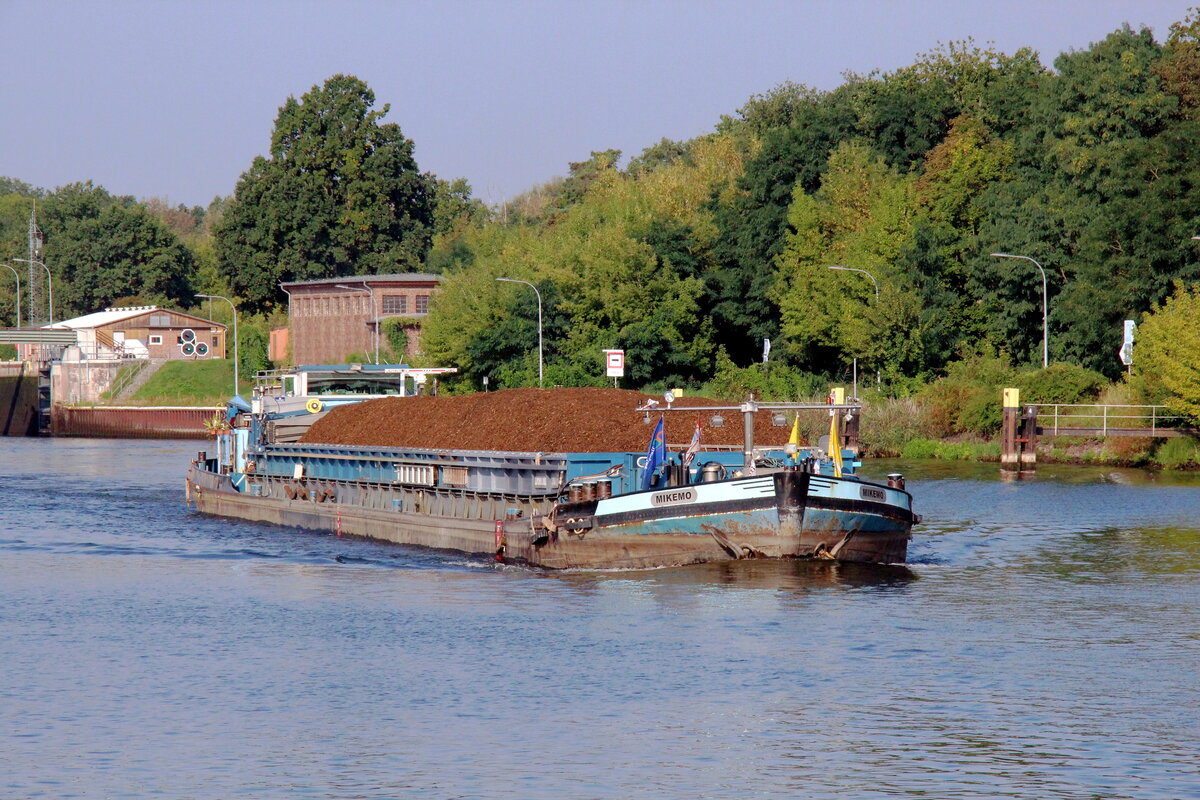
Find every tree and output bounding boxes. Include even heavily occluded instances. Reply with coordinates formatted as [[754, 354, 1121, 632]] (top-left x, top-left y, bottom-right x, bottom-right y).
[[626, 138, 690, 177], [38, 182, 195, 315], [1155, 9, 1200, 110], [215, 74, 435, 311], [706, 90, 859, 363], [1134, 282, 1200, 419], [773, 143, 921, 377]]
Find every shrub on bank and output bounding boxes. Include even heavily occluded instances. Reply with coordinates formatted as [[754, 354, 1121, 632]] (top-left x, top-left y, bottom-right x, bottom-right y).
[[700, 352, 828, 402], [1015, 362, 1107, 404], [1153, 436, 1200, 469], [917, 351, 1015, 437], [899, 437, 1000, 461], [859, 397, 928, 456]]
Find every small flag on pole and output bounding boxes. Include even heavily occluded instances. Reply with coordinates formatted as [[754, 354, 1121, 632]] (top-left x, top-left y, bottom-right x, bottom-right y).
[[788, 414, 800, 464], [641, 416, 666, 490], [682, 418, 701, 469], [828, 411, 843, 478]]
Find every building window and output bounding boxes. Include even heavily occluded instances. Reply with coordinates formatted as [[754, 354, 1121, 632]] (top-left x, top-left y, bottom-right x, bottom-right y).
[[149, 314, 170, 327], [383, 295, 407, 314], [415, 295, 430, 314], [149, 335, 163, 345], [212, 336, 218, 345]]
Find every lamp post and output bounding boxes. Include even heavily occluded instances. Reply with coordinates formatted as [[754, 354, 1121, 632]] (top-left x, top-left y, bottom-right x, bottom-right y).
[[826, 265, 880, 396], [196, 293, 238, 397], [335, 283, 378, 364], [991, 252, 1048, 368], [496, 277, 543, 388], [11, 257, 52, 324], [825, 265, 880, 301], [1, 263, 19, 328]]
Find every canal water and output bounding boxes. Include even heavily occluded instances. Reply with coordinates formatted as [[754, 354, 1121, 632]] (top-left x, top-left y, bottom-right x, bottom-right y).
[[1, 438, 1198, 799]]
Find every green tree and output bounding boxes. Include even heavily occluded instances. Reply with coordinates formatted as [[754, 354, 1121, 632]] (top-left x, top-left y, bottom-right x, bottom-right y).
[[626, 138, 690, 177], [38, 182, 195, 315], [1134, 282, 1200, 418], [975, 25, 1181, 374], [215, 74, 435, 312], [773, 143, 921, 378], [706, 90, 859, 363]]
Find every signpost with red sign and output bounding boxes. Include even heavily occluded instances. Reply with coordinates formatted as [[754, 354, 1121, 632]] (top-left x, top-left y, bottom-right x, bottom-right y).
[[603, 349, 624, 386]]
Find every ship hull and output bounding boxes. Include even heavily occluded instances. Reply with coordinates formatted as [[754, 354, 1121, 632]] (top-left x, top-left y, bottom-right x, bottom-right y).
[[187, 464, 912, 569]]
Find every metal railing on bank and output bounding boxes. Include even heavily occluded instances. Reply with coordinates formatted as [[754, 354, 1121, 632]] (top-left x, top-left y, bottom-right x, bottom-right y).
[[1031, 403, 1194, 437]]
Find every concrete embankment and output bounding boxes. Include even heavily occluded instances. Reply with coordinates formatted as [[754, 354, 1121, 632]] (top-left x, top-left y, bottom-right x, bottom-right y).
[[0, 362, 39, 436]]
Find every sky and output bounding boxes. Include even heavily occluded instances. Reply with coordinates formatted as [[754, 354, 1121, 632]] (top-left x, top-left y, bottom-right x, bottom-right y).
[[0, 0, 1193, 209]]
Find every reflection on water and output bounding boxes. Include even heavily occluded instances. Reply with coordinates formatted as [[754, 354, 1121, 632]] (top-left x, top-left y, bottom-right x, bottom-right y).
[[1, 439, 1199, 799]]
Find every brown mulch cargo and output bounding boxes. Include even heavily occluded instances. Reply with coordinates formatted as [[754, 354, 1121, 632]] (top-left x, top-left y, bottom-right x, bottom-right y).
[[299, 387, 801, 453]]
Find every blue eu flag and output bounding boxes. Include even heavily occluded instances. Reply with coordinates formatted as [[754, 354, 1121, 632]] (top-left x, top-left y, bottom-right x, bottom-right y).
[[641, 416, 666, 490]]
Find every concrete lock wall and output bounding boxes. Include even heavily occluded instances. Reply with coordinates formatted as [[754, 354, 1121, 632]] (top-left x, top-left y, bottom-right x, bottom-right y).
[[51, 360, 127, 405], [0, 363, 39, 436]]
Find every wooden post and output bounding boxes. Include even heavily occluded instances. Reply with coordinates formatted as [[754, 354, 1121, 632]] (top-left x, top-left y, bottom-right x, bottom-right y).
[[1020, 404, 1038, 475], [843, 397, 860, 455], [1001, 387, 1020, 477]]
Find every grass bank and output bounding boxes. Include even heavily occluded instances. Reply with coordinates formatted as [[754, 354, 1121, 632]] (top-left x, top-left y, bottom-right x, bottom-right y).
[[865, 432, 1200, 471], [123, 360, 245, 406]]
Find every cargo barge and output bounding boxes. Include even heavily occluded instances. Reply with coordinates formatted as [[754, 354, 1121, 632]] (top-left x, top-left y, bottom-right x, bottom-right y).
[[186, 368, 917, 568]]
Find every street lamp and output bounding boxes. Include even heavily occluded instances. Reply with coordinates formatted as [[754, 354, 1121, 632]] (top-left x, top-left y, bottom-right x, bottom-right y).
[[1, 263, 20, 328], [496, 277, 543, 388], [335, 283, 378, 364], [826, 265, 880, 396], [11, 257, 52, 324], [991, 252, 1049, 368], [825, 265, 879, 301], [195, 293, 239, 398]]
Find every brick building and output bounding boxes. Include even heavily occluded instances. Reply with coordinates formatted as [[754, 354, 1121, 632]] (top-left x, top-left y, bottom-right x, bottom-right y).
[[48, 306, 226, 361], [280, 274, 441, 365]]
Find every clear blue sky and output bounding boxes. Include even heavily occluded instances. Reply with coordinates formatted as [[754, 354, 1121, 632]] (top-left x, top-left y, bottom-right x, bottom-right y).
[[0, 0, 1191, 209]]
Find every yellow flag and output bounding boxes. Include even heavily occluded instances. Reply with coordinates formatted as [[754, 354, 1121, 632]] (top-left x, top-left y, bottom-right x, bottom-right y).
[[829, 412, 843, 478], [788, 415, 800, 463]]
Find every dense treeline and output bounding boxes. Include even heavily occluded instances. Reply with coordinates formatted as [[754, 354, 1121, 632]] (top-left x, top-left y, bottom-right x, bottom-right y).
[[426, 21, 1200, 391], [4, 17, 1200, 415]]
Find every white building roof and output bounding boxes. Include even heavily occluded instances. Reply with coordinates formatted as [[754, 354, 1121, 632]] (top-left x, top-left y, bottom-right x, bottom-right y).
[[46, 306, 161, 330], [45, 306, 224, 332]]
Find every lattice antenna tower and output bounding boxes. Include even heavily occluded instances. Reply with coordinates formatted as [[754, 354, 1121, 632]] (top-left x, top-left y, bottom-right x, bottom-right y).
[[28, 203, 44, 324]]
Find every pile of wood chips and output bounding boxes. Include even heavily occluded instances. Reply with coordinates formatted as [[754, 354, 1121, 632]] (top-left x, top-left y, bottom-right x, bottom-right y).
[[299, 387, 798, 453]]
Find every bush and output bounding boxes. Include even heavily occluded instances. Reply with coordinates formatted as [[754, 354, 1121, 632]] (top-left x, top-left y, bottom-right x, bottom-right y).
[[1101, 437, 1153, 467], [1154, 436, 1200, 469], [859, 397, 929, 456], [917, 350, 1017, 437], [701, 351, 828, 402], [0, 344, 15, 360], [1015, 362, 1107, 403], [239, 324, 270, 378], [958, 390, 1003, 436], [381, 318, 411, 361], [900, 437, 1000, 461]]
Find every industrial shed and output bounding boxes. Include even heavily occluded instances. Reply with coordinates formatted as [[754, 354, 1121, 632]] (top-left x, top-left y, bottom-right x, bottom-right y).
[[48, 306, 227, 360]]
